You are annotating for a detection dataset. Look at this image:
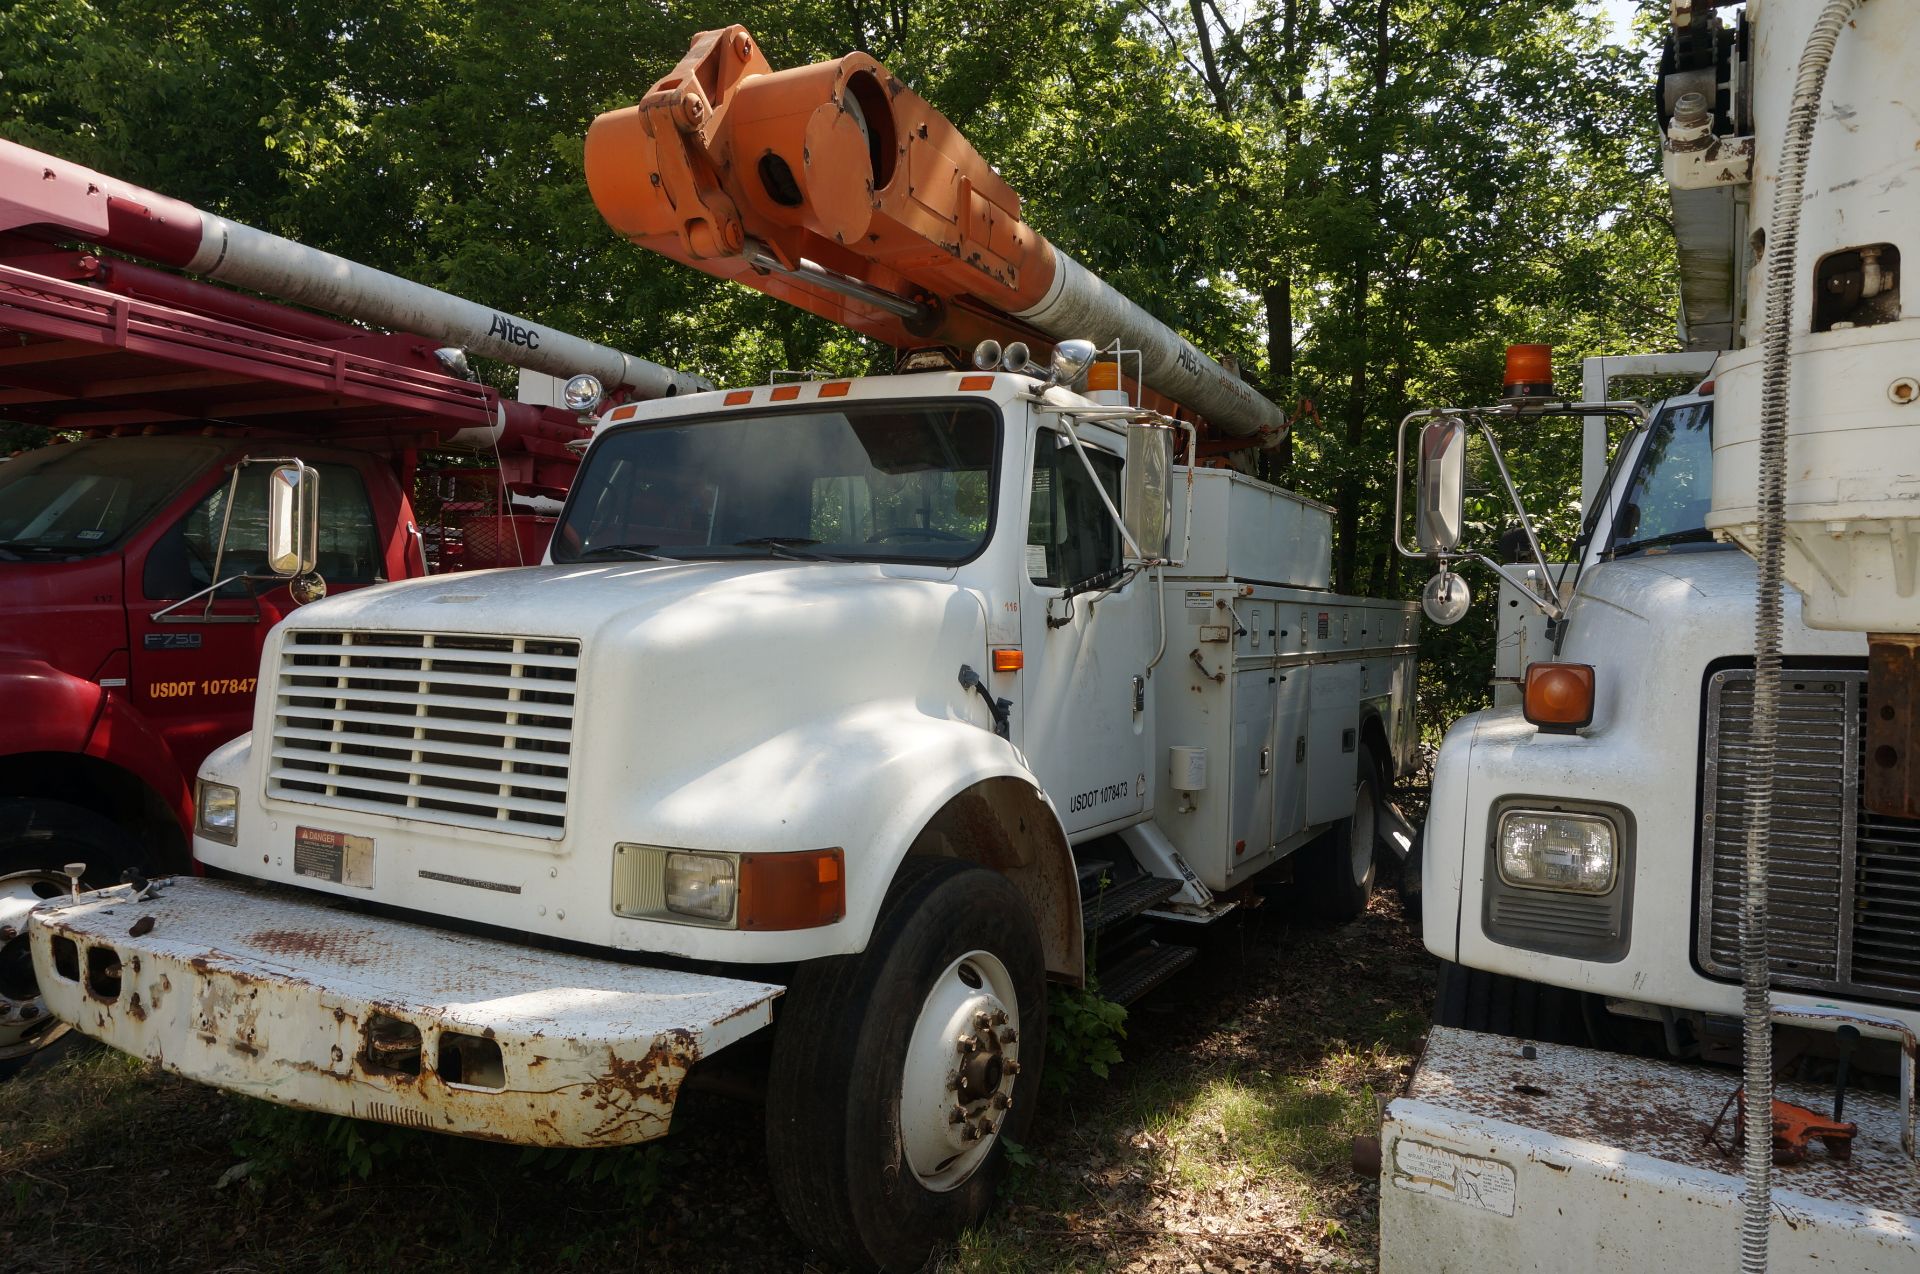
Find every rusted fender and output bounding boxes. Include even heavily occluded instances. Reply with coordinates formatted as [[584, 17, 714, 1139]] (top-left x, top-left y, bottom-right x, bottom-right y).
[[28, 878, 782, 1146]]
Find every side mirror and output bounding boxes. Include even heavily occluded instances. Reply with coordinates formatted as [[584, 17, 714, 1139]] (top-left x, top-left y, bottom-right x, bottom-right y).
[[1415, 419, 1468, 552], [265, 463, 319, 577], [1123, 423, 1174, 560]]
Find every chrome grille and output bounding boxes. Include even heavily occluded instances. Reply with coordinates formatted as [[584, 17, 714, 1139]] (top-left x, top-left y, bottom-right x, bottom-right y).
[[268, 630, 579, 839], [1698, 668, 1920, 1007]]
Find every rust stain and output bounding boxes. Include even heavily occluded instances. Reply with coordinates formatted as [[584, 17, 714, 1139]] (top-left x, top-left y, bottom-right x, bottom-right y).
[[246, 928, 377, 966], [126, 993, 145, 1022]]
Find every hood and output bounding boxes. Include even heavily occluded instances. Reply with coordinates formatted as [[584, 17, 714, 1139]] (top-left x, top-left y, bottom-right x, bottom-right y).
[[1565, 547, 1863, 663]]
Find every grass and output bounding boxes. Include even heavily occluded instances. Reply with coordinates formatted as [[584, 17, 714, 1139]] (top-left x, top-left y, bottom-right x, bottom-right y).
[[1, 885, 1433, 1272]]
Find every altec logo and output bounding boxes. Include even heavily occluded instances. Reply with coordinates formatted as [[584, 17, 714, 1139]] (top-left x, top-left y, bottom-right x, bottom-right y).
[[487, 313, 541, 349]]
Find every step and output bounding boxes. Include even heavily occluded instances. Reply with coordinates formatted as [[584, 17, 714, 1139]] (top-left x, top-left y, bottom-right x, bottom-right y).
[[1081, 873, 1184, 934], [1096, 941, 1200, 1007]]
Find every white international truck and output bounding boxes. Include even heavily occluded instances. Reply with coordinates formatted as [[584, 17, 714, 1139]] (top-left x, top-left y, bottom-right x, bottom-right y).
[[20, 29, 1417, 1272], [1380, 1, 1919, 1269]]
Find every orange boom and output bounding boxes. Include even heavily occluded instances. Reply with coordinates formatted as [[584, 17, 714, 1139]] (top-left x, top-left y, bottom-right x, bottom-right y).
[[585, 25, 1288, 442]]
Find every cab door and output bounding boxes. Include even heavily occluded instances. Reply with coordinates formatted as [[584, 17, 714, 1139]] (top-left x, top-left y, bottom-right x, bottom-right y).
[[127, 452, 386, 785], [1015, 423, 1155, 839]]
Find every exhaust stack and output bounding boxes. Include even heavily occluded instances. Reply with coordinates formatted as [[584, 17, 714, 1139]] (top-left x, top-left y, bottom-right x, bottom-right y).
[[583, 25, 1283, 440], [0, 140, 711, 399]]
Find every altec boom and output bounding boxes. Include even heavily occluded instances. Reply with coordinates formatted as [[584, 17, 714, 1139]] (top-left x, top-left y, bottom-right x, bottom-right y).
[[583, 24, 1286, 442]]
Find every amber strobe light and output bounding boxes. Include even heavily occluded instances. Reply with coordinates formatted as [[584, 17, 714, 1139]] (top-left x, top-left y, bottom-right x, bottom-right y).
[[1502, 344, 1555, 402], [1084, 359, 1120, 392], [738, 848, 845, 930], [1524, 662, 1596, 732]]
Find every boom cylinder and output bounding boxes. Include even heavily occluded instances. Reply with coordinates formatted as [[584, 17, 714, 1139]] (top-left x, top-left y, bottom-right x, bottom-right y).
[[0, 139, 710, 399], [583, 25, 1284, 439]]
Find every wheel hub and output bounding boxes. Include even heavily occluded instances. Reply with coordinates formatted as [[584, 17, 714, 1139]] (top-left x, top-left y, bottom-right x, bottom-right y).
[[900, 951, 1021, 1190], [0, 870, 73, 1062]]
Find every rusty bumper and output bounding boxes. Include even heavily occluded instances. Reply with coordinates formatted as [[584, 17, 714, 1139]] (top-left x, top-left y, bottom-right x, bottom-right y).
[[27, 878, 782, 1146]]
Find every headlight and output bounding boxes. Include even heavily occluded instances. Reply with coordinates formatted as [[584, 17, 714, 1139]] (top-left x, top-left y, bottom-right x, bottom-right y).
[[1496, 809, 1615, 894], [664, 851, 738, 922], [196, 780, 239, 845]]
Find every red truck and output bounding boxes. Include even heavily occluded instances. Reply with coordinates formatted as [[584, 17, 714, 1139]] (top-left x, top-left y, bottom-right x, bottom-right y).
[[0, 141, 704, 1074]]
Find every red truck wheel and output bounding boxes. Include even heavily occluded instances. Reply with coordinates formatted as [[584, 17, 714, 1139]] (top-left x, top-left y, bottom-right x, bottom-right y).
[[765, 856, 1047, 1273], [0, 800, 139, 1079]]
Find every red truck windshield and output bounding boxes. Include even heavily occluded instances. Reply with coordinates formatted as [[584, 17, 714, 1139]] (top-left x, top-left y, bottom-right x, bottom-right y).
[[0, 437, 222, 560]]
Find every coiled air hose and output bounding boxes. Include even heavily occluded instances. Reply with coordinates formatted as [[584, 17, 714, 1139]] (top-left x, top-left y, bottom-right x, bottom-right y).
[[1742, 3, 1863, 1269]]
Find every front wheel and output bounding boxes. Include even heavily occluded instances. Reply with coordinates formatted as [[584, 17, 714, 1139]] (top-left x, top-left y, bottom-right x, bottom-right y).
[[765, 857, 1048, 1272], [0, 800, 141, 1079]]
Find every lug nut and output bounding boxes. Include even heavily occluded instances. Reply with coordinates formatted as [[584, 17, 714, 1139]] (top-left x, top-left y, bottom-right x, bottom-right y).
[[949, 1107, 967, 1125], [991, 1092, 1011, 1110], [957, 1033, 978, 1052], [1000, 1028, 1018, 1043], [1004, 1060, 1021, 1075], [991, 1009, 1008, 1025], [961, 1123, 982, 1142], [973, 1010, 993, 1030]]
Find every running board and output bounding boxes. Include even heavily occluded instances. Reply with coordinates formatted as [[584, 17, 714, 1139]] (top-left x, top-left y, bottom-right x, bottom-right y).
[[1098, 941, 1199, 1007], [1082, 874, 1184, 935]]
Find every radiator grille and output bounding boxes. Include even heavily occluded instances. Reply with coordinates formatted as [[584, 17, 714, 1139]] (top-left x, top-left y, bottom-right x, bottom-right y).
[[1698, 668, 1920, 1007], [267, 630, 579, 839]]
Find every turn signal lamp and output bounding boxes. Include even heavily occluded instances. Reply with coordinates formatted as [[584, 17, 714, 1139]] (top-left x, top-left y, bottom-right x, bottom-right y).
[[1502, 344, 1555, 402], [1523, 662, 1595, 732], [739, 848, 846, 930], [992, 648, 1024, 673]]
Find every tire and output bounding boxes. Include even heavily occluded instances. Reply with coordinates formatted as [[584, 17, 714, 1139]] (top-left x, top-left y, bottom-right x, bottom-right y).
[[765, 857, 1048, 1273], [1430, 960, 1588, 1046], [0, 800, 141, 1080], [1298, 744, 1384, 923]]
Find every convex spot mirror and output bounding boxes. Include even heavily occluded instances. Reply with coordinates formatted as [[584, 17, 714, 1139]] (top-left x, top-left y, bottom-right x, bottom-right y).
[[1415, 419, 1468, 553], [265, 462, 320, 577], [1123, 423, 1174, 561]]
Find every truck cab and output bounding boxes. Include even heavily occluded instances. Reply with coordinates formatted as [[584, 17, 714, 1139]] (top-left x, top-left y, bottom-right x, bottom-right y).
[[27, 359, 1417, 1271], [1382, 378, 1920, 1267]]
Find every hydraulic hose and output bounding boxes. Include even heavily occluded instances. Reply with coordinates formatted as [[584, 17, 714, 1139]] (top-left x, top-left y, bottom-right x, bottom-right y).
[[1741, 3, 1863, 1269]]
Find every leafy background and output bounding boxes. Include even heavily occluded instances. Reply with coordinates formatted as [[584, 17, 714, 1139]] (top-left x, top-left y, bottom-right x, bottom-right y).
[[0, 0, 1684, 723]]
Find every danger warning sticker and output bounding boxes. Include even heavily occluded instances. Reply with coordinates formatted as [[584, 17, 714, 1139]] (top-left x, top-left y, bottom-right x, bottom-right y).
[[294, 826, 374, 889]]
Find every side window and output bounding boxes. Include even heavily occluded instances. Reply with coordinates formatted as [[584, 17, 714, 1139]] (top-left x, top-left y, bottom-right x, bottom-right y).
[[144, 462, 381, 600], [1027, 433, 1121, 586]]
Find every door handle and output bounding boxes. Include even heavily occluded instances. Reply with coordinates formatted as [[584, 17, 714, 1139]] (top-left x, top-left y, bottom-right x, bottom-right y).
[[1259, 746, 1271, 777]]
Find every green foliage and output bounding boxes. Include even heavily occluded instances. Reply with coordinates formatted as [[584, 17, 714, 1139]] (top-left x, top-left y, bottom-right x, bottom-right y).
[[0, 0, 1686, 721], [1045, 981, 1129, 1091]]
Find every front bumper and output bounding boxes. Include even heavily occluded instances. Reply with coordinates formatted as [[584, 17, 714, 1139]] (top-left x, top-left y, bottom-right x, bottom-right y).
[[1380, 1027, 1920, 1271], [27, 878, 782, 1146]]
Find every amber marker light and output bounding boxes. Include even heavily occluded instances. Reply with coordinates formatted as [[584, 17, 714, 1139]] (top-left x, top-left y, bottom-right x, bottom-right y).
[[958, 374, 996, 391], [738, 848, 846, 930], [1502, 344, 1555, 402], [1084, 360, 1120, 393], [992, 648, 1024, 673], [1524, 662, 1596, 732], [818, 381, 851, 398], [723, 390, 753, 405]]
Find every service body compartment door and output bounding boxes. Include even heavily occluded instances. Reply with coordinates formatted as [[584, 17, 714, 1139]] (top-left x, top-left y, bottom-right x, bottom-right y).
[[1271, 667, 1311, 846], [1228, 671, 1276, 865], [1305, 660, 1362, 827]]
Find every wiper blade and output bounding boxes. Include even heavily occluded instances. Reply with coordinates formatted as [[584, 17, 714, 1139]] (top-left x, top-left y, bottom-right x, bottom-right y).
[[0, 540, 64, 558], [1611, 527, 1716, 557], [579, 542, 677, 561], [732, 536, 839, 561]]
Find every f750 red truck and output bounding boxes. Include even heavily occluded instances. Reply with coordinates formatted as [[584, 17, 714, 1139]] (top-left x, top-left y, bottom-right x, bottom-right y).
[[0, 141, 706, 1074]]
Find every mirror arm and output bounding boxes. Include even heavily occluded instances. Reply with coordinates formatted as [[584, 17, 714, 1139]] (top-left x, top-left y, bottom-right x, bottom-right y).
[[1467, 552, 1565, 622], [1471, 416, 1562, 607], [201, 463, 247, 622]]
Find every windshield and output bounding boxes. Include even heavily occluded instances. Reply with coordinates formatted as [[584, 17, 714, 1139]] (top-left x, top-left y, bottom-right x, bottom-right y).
[[0, 437, 224, 560], [1608, 398, 1727, 557], [552, 401, 999, 565]]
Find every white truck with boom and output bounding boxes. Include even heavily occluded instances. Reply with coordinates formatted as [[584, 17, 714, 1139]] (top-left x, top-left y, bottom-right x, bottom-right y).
[[23, 28, 1417, 1271], [1381, 1, 1919, 1269]]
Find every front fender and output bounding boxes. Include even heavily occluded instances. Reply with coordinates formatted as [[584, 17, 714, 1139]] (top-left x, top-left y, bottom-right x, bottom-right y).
[[588, 704, 1066, 965], [0, 658, 106, 758]]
